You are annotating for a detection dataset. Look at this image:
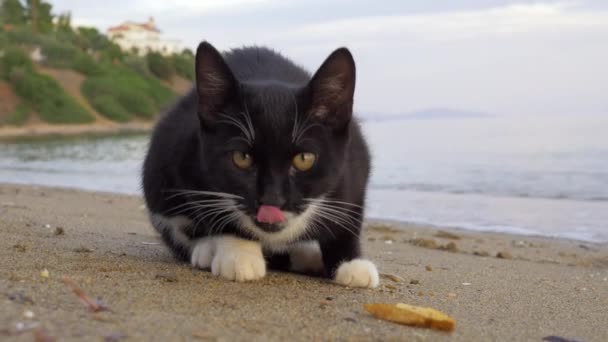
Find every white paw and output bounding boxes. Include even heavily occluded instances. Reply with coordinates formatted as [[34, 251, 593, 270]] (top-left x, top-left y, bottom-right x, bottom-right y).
[[191, 237, 215, 269], [289, 241, 324, 273], [334, 259, 379, 288], [211, 236, 266, 282]]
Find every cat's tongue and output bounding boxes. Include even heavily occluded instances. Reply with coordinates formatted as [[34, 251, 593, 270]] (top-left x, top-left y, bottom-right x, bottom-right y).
[[256, 205, 285, 224]]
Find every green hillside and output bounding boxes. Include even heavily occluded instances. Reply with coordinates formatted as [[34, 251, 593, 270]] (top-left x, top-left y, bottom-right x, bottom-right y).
[[0, 0, 194, 126]]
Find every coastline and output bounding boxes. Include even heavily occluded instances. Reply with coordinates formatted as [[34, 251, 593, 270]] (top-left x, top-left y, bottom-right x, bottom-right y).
[[1, 184, 607, 341], [0, 122, 153, 141]]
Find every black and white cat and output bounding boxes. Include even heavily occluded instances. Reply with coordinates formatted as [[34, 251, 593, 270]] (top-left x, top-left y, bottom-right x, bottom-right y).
[[142, 42, 379, 288]]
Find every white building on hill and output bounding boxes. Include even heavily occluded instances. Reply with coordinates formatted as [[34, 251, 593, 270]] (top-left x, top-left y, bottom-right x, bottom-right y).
[[107, 17, 182, 56]]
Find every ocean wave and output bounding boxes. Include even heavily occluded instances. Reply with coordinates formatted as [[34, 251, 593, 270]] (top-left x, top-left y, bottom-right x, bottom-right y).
[[368, 182, 608, 202], [366, 214, 606, 243]]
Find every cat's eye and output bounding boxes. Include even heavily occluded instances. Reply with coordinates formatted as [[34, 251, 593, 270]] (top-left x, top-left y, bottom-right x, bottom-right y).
[[292, 152, 316, 171], [233, 151, 253, 169]]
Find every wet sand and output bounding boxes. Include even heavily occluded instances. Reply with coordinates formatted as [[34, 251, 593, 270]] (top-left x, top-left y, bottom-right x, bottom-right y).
[[1, 184, 607, 341]]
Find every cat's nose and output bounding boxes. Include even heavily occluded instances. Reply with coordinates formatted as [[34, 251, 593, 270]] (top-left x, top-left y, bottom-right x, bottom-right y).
[[258, 192, 286, 209]]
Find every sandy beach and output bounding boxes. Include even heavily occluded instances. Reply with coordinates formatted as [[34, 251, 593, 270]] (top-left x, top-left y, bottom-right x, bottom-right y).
[[1, 184, 607, 341], [0, 122, 153, 141]]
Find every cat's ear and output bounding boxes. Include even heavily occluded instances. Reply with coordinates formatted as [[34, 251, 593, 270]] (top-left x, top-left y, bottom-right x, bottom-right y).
[[308, 47, 356, 132], [195, 41, 237, 125]]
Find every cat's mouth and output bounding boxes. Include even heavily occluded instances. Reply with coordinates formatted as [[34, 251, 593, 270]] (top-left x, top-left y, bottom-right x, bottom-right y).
[[254, 221, 284, 233], [252, 205, 288, 233]]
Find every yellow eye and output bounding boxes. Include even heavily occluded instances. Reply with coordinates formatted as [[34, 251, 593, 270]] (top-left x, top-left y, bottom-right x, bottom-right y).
[[292, 152, 316, 171], [233, 151, 253, 169]]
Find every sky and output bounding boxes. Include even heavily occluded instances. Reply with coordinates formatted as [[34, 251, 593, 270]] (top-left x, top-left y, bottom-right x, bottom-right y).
[[50, 0, 608, 117]]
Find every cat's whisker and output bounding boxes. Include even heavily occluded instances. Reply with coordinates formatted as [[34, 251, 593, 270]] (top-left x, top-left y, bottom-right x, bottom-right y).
[[316, 204, 359, 228], [182, 199, 238, 225], [189, 202, 235, 224], [304, 198, 363, 209], [213, 211, 242, 235], [165, 199, 236, 216], [294, 121, 323, 145], [294, 109, 309, 136], [307, 203, 363, 218], [290, 90, 300, 143], [193, 209, 228, 237], [232, 210, 258, 241], [166, 200, 236, 218], [313, 209, 359, 237], [164, 189, 243, 200], [218, 112, 253, 145], [303, 199, 364, 227], [228, 136, 252, 146], [205, 211, 228, 236], [308, 214, 336, 239], [317, 208, 359, 228], [209, 207, 240, 234], [240, 101, 255, 141], [192, 204, 237, 234], [307, 203, 363, 223], [220, 210, 244, 235]]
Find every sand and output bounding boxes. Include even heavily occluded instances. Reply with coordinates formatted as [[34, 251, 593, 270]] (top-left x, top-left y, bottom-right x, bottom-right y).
[[1, 184, 607, 341], [0, 122, 152, 141]]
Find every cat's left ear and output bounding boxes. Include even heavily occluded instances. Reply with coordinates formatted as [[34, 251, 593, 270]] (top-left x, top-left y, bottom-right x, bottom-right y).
[[195, 41, 238, 127], [308, 47, 356, 132]]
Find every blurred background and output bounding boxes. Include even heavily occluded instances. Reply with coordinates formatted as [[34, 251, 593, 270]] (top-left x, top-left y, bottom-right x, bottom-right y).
[[1, 0, 607, 242]]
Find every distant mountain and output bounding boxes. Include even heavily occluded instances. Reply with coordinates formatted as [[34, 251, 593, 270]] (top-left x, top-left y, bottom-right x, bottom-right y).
[[361, 108, 492, 122]]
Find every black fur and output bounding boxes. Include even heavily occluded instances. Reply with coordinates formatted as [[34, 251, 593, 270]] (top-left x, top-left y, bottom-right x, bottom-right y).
[[142, 42, 371, 278]]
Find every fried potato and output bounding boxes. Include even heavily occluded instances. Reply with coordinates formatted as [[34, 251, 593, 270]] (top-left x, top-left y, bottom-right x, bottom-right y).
[[364, 303, 455, 332]]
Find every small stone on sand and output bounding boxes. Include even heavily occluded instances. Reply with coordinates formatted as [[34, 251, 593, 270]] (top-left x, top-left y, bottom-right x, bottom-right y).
[[441, 242, 459, 252], [23, 310, 34, 319], [13, 244, 26, 252], [380, 273, 404, 282], [410, 238, 438, 249], [512, 240, 526, 248], [155, 273, 178, 282], [497, 251, 513, 259], [435, 230, 461, 240]]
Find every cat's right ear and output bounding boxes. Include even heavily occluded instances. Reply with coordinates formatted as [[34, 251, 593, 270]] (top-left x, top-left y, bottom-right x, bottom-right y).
[[307, 47, 356, 133], [195, 42, 237, 126]]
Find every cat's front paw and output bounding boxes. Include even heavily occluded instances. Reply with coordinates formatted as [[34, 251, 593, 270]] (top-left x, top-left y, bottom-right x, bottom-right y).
[[211, 236, 266, 282], [334, 259, 379, 288], [191, 237, 215, 269]]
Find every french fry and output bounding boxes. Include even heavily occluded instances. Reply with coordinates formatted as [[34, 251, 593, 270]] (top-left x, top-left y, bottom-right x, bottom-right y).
[[364, 303, 455, 332]]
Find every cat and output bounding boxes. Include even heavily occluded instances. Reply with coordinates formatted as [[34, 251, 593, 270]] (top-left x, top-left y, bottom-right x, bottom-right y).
[[142, 41, 379, 288]]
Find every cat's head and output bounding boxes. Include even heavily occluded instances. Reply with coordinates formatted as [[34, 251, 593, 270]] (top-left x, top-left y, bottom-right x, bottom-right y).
[[194, 42, 357, 247]]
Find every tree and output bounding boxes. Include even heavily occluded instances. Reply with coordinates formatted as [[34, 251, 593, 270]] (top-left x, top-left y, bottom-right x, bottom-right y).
[[56, 11, 72, 33], [1, 0, 27, 26], [147, 52, 173, 80], [171, 52, 195, 80], [77, 27, 104, 50], [26, 0, 53, 33]]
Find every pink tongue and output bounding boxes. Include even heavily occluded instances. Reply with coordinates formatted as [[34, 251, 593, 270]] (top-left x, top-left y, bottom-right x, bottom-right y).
[[257, 205, 285, 224]]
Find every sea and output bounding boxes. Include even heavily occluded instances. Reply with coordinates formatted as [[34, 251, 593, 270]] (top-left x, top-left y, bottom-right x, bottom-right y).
[[1, 115, 607, 243]]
